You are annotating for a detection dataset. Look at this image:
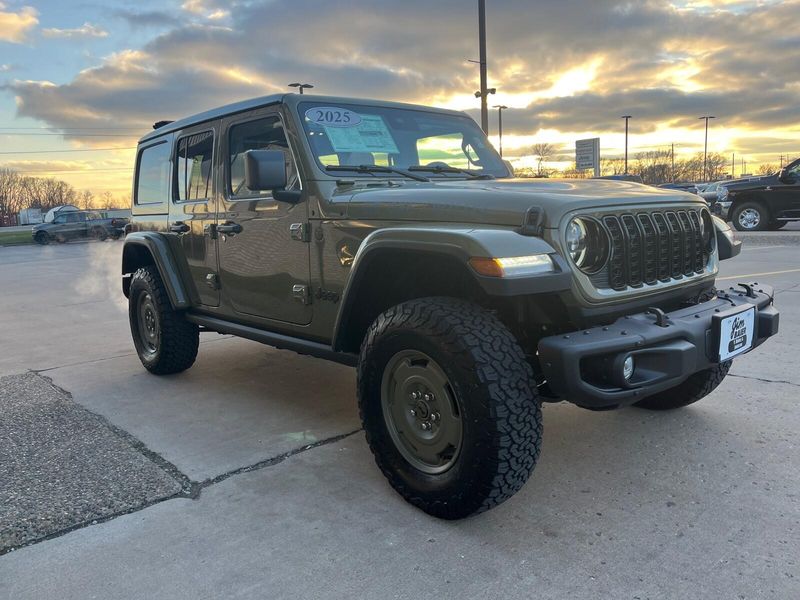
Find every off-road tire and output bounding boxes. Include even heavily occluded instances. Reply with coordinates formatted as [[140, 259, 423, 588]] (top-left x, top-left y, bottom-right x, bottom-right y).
[[129, 266, 199, 375], [358, 297, 543, 519], [34, 231, 50, 245], [732, 201, 769, 231], [633, 361, 732, 410]]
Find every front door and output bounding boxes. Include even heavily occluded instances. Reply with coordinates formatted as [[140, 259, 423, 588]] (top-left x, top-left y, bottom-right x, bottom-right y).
[[216, 110, 311, 325], [773, 159, 800, 218], [170, 126, 220, 306]]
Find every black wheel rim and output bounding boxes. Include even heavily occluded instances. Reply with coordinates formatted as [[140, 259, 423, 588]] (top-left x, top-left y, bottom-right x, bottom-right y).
[[136, 292, 160, 356], [380, 350, 463, 474]]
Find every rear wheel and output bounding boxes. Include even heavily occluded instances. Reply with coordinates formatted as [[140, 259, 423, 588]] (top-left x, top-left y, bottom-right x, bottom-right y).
[[129, 266, 199, 375], [358, 297, 543, 519], [732, 202, 769, 231], [91, 227, 108, 241], [634, 361, 731, 410]]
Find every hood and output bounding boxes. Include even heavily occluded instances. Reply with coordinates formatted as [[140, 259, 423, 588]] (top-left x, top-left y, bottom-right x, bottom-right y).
[[725, 174, 775, 191], [343, 177, 704, 227]]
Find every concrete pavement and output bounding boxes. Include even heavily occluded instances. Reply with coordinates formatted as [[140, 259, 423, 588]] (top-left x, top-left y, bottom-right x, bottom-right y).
[[1, 239, 798, 598]]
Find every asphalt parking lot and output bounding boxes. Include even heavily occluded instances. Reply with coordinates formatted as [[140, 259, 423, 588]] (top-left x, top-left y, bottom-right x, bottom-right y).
[[1, 233, 798, 599]]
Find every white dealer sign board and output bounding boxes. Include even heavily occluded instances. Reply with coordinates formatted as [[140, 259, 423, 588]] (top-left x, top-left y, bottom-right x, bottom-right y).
[[576, 138, 600, 176]]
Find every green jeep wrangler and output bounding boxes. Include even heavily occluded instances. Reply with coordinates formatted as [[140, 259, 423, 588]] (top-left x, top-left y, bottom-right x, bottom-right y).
[[123, 94, 779, 519]]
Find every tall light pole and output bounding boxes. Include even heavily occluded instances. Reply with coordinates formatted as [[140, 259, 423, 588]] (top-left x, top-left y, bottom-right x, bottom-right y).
[[494, 105, 508, 157], [621, 115, 632, 174], [671, 143, 675, 182], [699, 115, 716, 181], [478, 0, 489, 134], [288, 82, 314, 94]]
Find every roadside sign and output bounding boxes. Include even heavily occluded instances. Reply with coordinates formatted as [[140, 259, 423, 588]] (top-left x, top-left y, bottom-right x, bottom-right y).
[[576, 138, 600, 176]]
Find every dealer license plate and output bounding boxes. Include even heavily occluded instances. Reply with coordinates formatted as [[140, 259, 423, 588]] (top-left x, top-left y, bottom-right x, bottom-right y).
[[717, 306, 755, 361]]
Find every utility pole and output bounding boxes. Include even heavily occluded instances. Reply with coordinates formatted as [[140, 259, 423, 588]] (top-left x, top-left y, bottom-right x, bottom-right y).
[[478, 0, 489, 134], [699, 115, 716, 181], [731, 153, 735, 178], [621, 115, 632, 174], [671, 143, 675, 182], [494, 105, 508, 157], [780, 154, 785, 168]]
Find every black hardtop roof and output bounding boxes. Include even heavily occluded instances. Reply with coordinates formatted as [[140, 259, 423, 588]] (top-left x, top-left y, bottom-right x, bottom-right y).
[[137, 94, 468, 144]]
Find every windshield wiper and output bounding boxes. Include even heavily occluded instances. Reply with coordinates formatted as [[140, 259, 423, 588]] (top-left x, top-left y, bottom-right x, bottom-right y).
[[408, 165, 495, 180], [325, 164, 430, 182]]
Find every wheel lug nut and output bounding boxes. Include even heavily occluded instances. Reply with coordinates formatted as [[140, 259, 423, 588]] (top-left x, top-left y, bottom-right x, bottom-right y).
[[424, 393, 433, 402], [409, 409, 416, 417], [410, 391, 419, 400], [421, 422, 431, 431], [430, 412, 439, 423]]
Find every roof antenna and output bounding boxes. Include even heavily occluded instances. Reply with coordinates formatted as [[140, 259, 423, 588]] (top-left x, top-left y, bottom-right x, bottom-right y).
[[153, 120, 173, 130]]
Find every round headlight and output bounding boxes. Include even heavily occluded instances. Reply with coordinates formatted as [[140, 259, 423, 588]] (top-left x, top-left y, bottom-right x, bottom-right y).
[[566, 217, 609, 274]]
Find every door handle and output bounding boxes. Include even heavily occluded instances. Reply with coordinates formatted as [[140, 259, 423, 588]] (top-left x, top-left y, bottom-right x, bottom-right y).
[[216, 221, 243, 235], [169, 221, 190, 233]]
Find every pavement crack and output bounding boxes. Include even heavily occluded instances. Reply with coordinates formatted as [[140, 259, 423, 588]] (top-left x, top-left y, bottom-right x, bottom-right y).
[[3, 375, 363, 555], [197, 428, 364, 491], [729, 373, 800, 388]]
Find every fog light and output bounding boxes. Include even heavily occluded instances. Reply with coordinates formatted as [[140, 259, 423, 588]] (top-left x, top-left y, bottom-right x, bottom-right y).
[[623, 356, 635, 381]]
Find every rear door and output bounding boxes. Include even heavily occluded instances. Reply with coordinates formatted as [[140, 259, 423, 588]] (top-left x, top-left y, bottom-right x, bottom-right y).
[[169, 125, 220, 307], [216, 108, 311, 325], [773, 160, 800, 218]]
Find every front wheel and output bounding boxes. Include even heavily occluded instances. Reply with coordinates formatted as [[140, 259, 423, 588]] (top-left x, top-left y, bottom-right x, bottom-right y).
[[732, 202, 769, 231], [633, 361, 731, 410], [128, 266, 199, 374], [358, 297, 543, 519], [34, 231, 50, 245]]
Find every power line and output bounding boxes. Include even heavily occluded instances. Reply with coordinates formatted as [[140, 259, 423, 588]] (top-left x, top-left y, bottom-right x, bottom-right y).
[[0, 133, 136, 137], [2, 167, 134, 174], [0, 146, 137, 155], [0, 126, 143, 131]]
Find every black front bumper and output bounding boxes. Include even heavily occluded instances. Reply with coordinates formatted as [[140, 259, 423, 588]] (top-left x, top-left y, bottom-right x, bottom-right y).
[[538, 283, 779, 408]]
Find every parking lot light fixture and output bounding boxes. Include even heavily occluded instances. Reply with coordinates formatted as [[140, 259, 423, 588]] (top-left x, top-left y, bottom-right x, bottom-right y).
[[494, 105, 508, 157], [288, 82, 314, 94], [699, 116, 716, 181], [621, 116, 632, 174]]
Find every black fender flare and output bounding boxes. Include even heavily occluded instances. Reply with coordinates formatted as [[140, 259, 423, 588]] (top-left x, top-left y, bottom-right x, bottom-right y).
[[121, 232, 198, 309], [331, 226, 572, 351]]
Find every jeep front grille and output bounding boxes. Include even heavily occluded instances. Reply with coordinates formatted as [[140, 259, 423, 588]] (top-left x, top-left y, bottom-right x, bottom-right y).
[[600, 209, 709, 291]]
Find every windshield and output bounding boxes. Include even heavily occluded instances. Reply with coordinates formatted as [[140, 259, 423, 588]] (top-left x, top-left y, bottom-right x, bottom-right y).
[[298, 102, 509, 178]]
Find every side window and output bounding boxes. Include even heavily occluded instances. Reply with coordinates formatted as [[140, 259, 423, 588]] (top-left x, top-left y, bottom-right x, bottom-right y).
[[66, 213, 80, 223], [228, 117, 299, 198], [176, 131, 214, 202], [135, 142, 171, 205]]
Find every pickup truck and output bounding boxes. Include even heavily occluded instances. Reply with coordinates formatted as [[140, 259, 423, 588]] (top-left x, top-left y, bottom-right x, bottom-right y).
[[715, 158, 800, 230], [32, 211, 128, 244]]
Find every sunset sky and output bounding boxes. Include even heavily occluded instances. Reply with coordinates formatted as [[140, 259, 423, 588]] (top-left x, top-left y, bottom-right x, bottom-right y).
[[1, 0, 799, 195]]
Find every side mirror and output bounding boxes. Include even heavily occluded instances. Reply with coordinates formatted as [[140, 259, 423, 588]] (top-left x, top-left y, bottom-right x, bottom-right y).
[[778, 168, 795, 184], [244, 150, 288, 192], [713, 215, 741, 260]]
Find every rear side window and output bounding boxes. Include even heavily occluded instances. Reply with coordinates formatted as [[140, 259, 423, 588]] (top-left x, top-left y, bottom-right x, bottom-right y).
[[176, 131, 214, 201], [135, 142, 171, 205]]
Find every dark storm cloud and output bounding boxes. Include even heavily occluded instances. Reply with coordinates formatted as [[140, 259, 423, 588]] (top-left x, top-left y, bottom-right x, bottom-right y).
[[112, 9, 182, 29], [8, 0, 800, 143]]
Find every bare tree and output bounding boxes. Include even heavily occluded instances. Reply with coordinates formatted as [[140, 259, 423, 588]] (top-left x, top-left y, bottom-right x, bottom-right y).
[[531, 143, 557, 176], [77, 190, 95, 210], [757, 163, 778, 176]]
